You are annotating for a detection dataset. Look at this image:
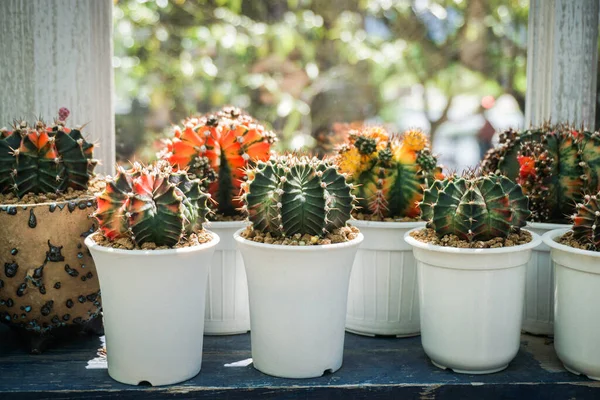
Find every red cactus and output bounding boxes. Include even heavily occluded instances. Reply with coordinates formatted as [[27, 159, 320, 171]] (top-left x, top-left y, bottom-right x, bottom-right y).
[[160, 107, 276, 216]]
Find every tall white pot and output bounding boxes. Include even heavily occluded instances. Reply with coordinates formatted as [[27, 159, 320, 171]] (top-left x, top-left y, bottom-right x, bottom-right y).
[[203, 221, 250, 335], [235, 230, 363, 379], [346, 220, 424, 337], [522, 221, 569, 335], [405, 229, 541, 374], [85, 233, 219, 386], [543, 228, 600, 381]]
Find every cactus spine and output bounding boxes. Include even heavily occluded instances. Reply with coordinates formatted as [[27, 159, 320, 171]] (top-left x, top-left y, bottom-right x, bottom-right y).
[[481, 124, 600, 223], [420, 174, 530, 242], [161, 106, 276, 217], [0, 109, 97, 198], [94, 162, 210, 247], [336, 126, 442, 219], [572, 192, 600, 251], [241, 155, 355, 237]]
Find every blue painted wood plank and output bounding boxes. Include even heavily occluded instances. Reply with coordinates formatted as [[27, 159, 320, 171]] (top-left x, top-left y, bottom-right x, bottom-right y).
[[1, 324, 599, 399]]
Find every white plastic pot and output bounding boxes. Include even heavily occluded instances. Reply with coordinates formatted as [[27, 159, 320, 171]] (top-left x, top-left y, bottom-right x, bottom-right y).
[[346, 220, 424, 337], [202, 221, 250, 335], [522, 221, 569, 335], [235, 229, 363, 379], [85, 233, 219, 386], [543, 228, 600, 381], [405, 228, 541, 374]]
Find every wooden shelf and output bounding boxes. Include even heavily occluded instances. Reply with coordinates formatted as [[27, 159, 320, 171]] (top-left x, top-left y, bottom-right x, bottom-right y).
[[1, 324, 599, 399]]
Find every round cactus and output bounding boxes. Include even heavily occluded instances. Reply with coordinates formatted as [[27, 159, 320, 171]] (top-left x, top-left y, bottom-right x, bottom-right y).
[[336, 126, 443, 219], [241, 155, 356, 237], [0, 110, 97, 198], [481, 124, 600, 223], [160, 106, 276, 217], [94, 162, 211, 247], [572, 192, 600, 251], [420, 174, 530, 242]]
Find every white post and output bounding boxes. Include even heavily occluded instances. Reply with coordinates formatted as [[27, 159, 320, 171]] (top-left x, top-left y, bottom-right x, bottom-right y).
[[0, 0, 115, 175], [525, 0, 599, 129]]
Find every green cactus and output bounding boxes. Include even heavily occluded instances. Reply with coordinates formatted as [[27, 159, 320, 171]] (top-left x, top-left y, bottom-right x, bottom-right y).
[[241, 155, 356, 237], [481, 124, 600, 223], [0, 109, 97, 198], [94, 162, 211, 247], [572, 192, 600, 251], [420, 174, 530, 242]]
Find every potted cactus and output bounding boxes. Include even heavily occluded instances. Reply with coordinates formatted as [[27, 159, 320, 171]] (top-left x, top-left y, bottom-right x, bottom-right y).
[[0, 108, 102, 353], [404, 173, 541, 374], [336, 126, 442, 337], [161, 106, 276, 335], [542, 192, 600, 381], [84, 162, 219, 386], [482, 124, 600, 335], [234, 155, 363, 378]]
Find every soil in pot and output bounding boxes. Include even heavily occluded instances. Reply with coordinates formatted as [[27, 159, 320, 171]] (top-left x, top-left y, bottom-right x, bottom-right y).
[[0, 197, 102, 353]]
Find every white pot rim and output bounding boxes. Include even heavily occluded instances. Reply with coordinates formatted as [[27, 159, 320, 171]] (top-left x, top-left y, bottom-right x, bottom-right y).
[[84, 230, 220, 256], [527, 221, 570, 230], [404, 228, 541, 255], [204, 220, 248, 228], [542, 228, 600, 258], [234, 228, 363, 252], [349, 219, 424, 229]]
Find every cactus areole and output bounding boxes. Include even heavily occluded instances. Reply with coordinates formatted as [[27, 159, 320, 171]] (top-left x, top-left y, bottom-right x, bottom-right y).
[[94, 162, 211, 248], [481, 124, 600, 224], [161, 107, 276, 218], [0, 110, 97, 198], [336, 126, 442, 220], [241, 155, 356, 238], [571, 192, 600, 251], [420, 174, 530, 242]]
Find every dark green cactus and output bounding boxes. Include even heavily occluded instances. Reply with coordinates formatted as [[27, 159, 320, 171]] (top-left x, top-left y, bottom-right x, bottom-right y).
[[94, 162, 211, 247], [241, 155, 355, 237], [572, 192, 600, 251], [0, 109, 97, 198], [481, 124, 600, 223], [420, 174, 530, 242]]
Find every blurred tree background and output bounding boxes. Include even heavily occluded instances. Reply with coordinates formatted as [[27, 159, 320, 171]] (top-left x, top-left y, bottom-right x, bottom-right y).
[[114, 0, 529, 169]]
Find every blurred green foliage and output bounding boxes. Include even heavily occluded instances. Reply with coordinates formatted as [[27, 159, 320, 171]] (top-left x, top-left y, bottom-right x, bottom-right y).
[[114, 0, 528, 163]]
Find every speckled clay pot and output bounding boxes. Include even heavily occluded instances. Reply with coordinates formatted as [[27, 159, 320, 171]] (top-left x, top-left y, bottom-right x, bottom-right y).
[[0, 198, 101, 352]]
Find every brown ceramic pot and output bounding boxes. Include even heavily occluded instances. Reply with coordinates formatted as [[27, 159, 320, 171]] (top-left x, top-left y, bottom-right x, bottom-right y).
[[0, 197, 102, 352]]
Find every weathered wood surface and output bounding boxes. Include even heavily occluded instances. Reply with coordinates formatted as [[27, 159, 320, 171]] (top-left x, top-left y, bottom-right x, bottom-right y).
[[525, 0, 599, 129], [0, 0, 115, 175], [1, 324, 599, 399]]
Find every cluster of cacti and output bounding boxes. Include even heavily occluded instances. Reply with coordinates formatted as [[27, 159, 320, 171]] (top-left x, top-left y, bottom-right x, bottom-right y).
[[160, 106, 277, 217], [94, 161, 210, 247], [419, 173, 530, 242], [0, 108, 97, 198], [481, 124, 600, 223], [240, 154, 356, 237], [336, 126, 443, 219], [571, 192, 600, 251]]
